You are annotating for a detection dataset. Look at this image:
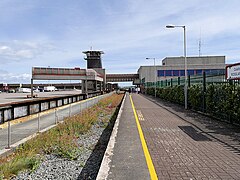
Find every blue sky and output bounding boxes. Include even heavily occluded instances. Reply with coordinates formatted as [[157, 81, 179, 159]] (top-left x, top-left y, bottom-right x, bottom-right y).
[[0, 0, 240, 84]]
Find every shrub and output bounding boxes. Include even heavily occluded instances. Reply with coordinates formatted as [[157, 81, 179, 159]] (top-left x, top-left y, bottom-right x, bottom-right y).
[[147, 82, 240, 124]]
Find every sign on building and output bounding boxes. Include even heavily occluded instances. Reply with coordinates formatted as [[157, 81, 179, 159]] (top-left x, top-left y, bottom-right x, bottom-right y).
[[226, 63, 240, 80]]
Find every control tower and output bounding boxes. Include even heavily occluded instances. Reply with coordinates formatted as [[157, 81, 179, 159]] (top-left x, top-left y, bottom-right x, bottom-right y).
[[83, 50, 104, 69], [82, 50, 106, 93]]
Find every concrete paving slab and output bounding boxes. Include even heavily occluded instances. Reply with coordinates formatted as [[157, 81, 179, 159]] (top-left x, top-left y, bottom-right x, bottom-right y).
[[98, 93, 150, 180], [131, 93, 240, 179]]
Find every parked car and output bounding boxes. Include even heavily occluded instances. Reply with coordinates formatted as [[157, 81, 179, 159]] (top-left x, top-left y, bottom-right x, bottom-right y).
[[8, 89, 16, 93]]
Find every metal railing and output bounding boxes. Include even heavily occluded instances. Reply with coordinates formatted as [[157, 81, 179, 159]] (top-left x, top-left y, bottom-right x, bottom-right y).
[[0, 92, 114, 151], [0, 91, 101, 124]]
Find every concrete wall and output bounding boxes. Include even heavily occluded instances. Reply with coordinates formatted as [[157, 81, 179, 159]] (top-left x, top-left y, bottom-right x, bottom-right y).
[[162, 56, 225, 66], [138, 56, 226, 83]]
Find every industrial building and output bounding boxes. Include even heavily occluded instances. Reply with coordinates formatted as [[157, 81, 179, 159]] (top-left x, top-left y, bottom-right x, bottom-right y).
[[138, 56, 226, 85]]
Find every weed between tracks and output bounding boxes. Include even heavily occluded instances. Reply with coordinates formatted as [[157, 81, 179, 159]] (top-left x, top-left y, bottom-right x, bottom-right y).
[[0, 93, 124, 179]]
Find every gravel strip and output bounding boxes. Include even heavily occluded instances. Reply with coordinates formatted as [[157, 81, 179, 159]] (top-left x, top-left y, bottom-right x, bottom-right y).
[[12, 118, 112, 180]]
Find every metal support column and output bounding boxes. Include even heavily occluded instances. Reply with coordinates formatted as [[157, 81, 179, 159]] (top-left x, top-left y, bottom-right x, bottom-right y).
[[31, 78, 33, 98]]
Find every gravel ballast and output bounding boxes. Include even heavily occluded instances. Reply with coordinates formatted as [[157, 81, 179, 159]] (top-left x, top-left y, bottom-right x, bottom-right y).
[[12, 117, 115, 180]]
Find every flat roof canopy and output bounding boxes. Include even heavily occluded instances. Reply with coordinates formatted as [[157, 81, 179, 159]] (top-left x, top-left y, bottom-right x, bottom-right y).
[[32, 67, 103, 81]]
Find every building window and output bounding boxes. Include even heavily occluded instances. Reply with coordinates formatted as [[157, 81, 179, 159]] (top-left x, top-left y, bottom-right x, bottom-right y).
[[173, 70, 179, 76], [196, 69, 202, 75], [188, 70, 194, 76], [210, 69, 224, 75], [165, 70, 172, 76], [204, 69, 211, 75], [158, 70, 164, 77], [180, 70, 185, 76]]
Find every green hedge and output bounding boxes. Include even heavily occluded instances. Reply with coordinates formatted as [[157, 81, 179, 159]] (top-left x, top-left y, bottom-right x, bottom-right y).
[[146, 84, 240, 124]]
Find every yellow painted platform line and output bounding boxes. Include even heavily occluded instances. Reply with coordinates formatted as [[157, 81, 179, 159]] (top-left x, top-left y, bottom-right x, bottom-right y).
[[130, 95, 158, 180]]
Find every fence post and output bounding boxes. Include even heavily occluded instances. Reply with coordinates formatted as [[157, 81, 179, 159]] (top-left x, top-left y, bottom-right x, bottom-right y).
[[188, 75, 191, 87], [171, 78, 173, 87], [178, 77, 180, 85], [38, 113, 40, 132], [203, 72, 206, 113], [229, 80, 233, 124]]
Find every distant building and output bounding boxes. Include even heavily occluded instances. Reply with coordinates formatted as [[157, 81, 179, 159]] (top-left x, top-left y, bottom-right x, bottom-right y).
[[83, 50, 104, 69], [138, 56, 226, 84], [83, 50, 106, 91]]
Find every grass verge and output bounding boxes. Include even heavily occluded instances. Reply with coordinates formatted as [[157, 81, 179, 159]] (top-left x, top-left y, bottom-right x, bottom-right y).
[[0, 93, 124, 179]]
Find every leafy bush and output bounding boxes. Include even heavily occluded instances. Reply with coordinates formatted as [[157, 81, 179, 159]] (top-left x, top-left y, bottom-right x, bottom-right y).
[[148, 86, 184, 105], [147, 83, 240, 124], [188, 84, 202, 110]]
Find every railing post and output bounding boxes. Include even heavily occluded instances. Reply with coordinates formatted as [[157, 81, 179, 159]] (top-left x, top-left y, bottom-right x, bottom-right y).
[[7, 120, 11, 149], [69, 104, 71, 117], [0, 109, 4, 124], [178, 77, 180, 85], [11, 105, 14, 120], [27, 104, 30, 116], [55, 108, 58, 124], [39, 102, 41, 113]]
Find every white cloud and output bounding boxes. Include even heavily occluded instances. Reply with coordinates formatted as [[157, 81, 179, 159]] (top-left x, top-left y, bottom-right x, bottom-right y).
[[0, 40, 58, 63], [0, 70, 31, 83]]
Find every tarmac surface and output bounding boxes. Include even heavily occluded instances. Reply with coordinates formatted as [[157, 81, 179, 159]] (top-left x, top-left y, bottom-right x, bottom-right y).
[[0, 90, 82, 105], [98, 93, 240, 180]]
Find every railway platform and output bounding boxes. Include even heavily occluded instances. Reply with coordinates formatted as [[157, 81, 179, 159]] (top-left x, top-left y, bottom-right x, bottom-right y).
[[97, 93, 240, 180]]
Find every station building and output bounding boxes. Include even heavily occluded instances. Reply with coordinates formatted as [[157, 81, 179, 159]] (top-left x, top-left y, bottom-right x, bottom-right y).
[[138, 56, 226, 85]]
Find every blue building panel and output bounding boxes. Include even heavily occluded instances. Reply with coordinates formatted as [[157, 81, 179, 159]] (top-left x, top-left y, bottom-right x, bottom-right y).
[[180, 70, 185, 76], [158, 70, 165, 76], [188, 69, 195, 76], [173, 70, 179, 76], [196, 69, 203, 75], [165, 70, 172, 76]]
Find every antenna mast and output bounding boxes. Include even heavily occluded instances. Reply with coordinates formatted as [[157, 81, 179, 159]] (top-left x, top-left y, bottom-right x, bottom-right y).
[[198, 29, 202, 57]]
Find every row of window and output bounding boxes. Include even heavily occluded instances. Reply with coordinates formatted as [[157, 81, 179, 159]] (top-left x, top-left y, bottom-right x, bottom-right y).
[[157, 69, 225, 77]]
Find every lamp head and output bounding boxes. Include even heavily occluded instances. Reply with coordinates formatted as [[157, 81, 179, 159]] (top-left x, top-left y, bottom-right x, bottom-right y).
[[166, 24, 175, 28]]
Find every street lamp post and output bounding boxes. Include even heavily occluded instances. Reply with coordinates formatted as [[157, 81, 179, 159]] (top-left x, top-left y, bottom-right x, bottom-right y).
[[146, 57, 157, 98], [166, 24, 188, 109]]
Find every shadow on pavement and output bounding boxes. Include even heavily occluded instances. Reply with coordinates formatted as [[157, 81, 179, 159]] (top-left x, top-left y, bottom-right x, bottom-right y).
[[143, 94, 240, 155]]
